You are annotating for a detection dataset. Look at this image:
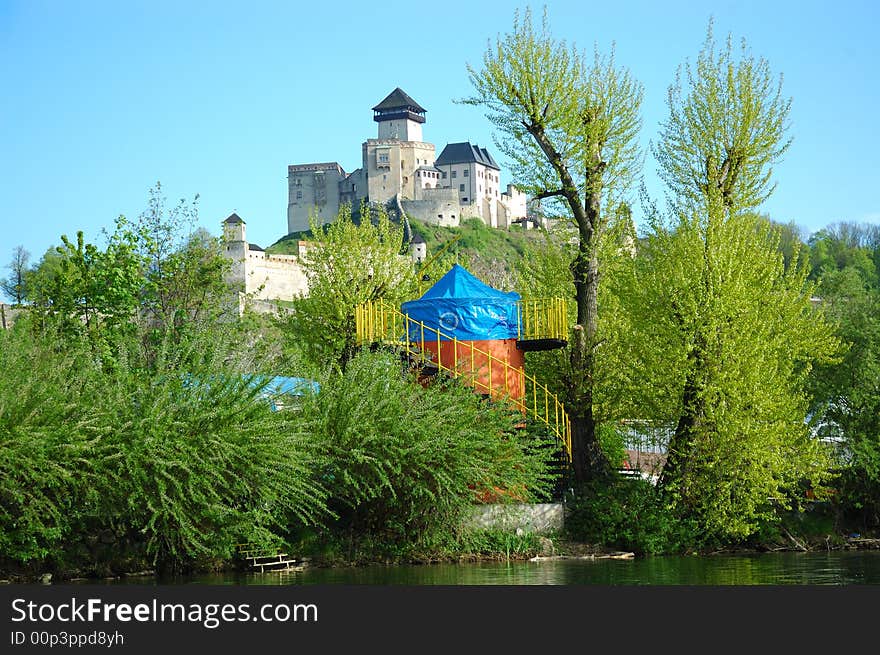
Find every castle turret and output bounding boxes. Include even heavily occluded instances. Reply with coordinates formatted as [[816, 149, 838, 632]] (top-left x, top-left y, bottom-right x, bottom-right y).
[[373, 87, 427, 142], [223, 213, 247, 288], [409, 232, 427, 264]]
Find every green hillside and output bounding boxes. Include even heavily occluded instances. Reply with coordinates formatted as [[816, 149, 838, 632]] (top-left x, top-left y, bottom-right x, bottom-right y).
[[266, 217, 551, 292]]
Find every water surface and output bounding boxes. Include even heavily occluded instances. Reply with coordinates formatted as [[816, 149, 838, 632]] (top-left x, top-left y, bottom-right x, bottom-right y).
[[165, 551, 880, 585]]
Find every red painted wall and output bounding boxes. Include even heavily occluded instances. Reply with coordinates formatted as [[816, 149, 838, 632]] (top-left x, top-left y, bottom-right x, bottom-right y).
[[419, 338, 524, 402]]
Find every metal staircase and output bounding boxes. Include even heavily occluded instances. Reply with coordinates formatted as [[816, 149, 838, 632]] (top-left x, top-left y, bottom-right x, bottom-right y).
[[355, 299, 572, 461]]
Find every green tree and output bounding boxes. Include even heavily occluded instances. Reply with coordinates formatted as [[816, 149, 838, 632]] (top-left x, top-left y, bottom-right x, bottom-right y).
[[0, 246, 30, 305], [810, 266, 880, 528], [25, 184, 231, 353], [283, 202, 417, 370], [636, 23, 840, 539], [463, 7, 643, 482], [27, 222, 143, 341], [807, 221, 880, 286], [135, 183, 231, 335]]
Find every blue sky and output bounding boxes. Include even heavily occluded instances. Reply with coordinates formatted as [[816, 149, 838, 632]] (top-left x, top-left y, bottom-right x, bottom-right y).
[[2, 0, 878, 269]]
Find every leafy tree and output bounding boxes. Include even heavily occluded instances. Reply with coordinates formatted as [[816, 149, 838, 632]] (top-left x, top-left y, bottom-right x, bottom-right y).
[[134, 183, 231, 335], [516, 206, 637, 442], [634, 23, 841, 539], [25, 184, 231, 352], [463, 7, 643, 482], [810, 267, 880, 528], [807, 221, 880, 286], [759, 216, 808, 271], [283, 202, 417, 370], [0, 246, 30, 305], [27, 223, 143, 340]]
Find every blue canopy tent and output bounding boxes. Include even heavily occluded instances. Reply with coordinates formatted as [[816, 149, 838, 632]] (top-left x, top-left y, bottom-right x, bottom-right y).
[[401, 264, 520, 341]]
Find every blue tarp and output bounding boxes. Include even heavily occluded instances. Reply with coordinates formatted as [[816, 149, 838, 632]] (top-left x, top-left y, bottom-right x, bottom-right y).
[[257, 376, 321, 397], [401, 264, 521, 341], [252, 376, 320, 412]]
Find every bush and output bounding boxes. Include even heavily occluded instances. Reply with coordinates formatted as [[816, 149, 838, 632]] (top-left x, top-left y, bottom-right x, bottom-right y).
[[564, 477, 699, 555], [297, 349, 555, 556], [0, 323, 330, 575], [84, 329, 330, 572], [0, 327, 100, 565]]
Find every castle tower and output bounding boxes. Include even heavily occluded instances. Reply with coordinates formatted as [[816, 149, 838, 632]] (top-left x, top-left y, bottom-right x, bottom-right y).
[[222, 213, 247, 289], [372, 87, 426, 141], [223, 212, 246, 245], [365, 88, 436, 205]]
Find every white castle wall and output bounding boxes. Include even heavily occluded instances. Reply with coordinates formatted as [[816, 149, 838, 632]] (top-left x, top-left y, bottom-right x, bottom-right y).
[[243, 250, 308, 301]]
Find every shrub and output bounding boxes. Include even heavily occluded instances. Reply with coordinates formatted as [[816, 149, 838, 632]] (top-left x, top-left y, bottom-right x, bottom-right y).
[[0, 327, 100, 565], [298, 349, 555, 555], [85, 329, 330, 572], [564, 477, 700, 555]]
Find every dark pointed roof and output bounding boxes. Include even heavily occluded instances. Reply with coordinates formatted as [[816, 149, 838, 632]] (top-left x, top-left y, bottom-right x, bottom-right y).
[[224, 213, 245, 224], [372, 87, 426, 113], [435, 142, 500, 171]]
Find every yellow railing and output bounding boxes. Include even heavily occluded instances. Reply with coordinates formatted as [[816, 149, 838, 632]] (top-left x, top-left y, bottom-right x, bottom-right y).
[[516, 297, 569, 342], [355, 300, 572, 460], [356, 297, 569, 344]]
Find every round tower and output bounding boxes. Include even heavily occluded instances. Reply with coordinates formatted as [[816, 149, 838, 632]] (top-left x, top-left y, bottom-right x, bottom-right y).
[[222, 213, 248, 287]]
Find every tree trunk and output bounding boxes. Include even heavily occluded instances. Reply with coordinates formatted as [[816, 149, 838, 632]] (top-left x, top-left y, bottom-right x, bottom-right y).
[[566, 191, 611, 483]]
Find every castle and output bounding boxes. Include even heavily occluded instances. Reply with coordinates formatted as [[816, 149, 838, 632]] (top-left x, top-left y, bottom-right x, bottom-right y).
[[287, 88, 530, 232], [222, 87, 536, 313]]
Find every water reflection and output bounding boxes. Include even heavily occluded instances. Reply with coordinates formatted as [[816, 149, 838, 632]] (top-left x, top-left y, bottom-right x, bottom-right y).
[[168, 551, 880, 586]]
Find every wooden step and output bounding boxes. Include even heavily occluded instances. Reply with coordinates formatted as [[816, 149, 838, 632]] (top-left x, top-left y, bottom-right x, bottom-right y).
[[252, 559, 301, 573]]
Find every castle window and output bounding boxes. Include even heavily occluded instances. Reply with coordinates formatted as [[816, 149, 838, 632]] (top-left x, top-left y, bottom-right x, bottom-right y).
[[459, 184, 465, 192], [462, 197, 468, 203], [463, 169, 469, 177], [442, 172, 447, 179], [296, 191, 302, 200], [452, 171, 457, 178]]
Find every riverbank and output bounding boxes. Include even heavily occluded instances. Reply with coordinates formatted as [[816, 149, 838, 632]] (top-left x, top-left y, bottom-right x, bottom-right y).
[[3, 531, 878, 585]]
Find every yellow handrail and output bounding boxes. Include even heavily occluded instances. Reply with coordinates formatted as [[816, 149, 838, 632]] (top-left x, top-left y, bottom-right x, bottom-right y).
[[355, 299, 572, 460]]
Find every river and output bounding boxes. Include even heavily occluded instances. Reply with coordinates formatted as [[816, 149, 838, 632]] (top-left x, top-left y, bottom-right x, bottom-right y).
[[143, 550, 880, 585]]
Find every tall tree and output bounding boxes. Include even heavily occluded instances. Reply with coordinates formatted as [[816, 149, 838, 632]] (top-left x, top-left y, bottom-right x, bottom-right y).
[[0, 246, 31, 305], [640, 22, 840, 538], [463, 8, 643, 482], [135, 183, 231, 334]]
